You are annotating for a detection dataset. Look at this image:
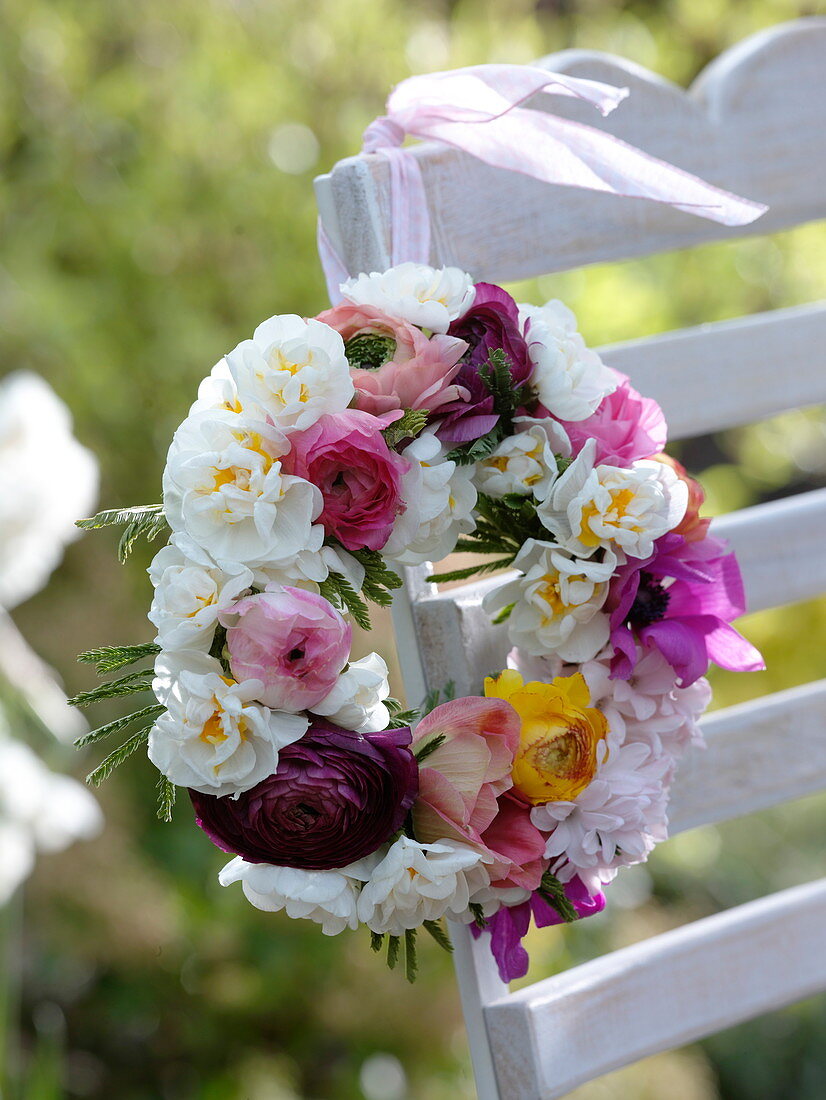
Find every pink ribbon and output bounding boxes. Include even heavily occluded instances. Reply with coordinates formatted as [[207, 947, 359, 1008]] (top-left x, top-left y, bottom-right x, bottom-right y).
[[319, 64, 768, 300]]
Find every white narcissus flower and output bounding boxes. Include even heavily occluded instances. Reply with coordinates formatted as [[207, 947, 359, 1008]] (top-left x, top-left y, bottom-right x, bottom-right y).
[[474, 417, 570, 501], [219, 855, 379, 935], [532, 737, 672, 893], [148, 533, 254, 650], [484, 539, 616, 663], [310, 653, 391, 733], [148, 657, 308, 797], [537, 439, 688, 560], [162, 409, 322, 571], [253, 543, 366, 596], [340, 263, 475, 334], [0, 372, 99, 610], [0, 732, 102, 904], [382, 432, 477, 567], [520, 299, 616, 421], [357, 836, 491, 936], [226, 315, 354, 432]]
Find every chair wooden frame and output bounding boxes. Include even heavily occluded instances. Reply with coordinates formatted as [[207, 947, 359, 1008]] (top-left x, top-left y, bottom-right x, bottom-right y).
[[315, 18, 826, 1098]]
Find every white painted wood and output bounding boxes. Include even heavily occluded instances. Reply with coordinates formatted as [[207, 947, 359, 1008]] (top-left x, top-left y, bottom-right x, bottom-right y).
[[447, 921, 509, 1100], [602, 302, 826, 441], [670, 678, 826, 834], [314, 19, 826, 282], [485, 876, 826, 1099], [413, 489, 826, 699]]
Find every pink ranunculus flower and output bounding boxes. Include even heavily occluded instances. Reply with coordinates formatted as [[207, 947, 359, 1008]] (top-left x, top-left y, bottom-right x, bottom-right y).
[[558, 369, 667, 467], [411, 697, 548, 891], [220, 585, 351, 711], [317, 302, 470, 416], [281, 409, 410, 552]]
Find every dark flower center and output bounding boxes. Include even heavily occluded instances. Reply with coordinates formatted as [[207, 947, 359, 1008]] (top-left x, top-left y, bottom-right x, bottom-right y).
[[287, 646, 305, 663], [628, 572, 670, 627], [288, 802, 322, 830], [344, 333, 396, 370]]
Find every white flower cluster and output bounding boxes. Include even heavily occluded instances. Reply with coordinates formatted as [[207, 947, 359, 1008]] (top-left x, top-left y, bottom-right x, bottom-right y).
[[0, 724, 102, 905], [0, 372, 98, 610]]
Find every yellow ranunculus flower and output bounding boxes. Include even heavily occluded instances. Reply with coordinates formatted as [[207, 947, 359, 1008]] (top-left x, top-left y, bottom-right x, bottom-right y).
[[484, 669, 607, 805]]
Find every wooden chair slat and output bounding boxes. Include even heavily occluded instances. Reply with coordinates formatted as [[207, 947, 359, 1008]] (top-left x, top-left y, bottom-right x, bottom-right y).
[[602, 303, 826, 440], [485, 877, 826, 1098], [314, 19, 826, 282]]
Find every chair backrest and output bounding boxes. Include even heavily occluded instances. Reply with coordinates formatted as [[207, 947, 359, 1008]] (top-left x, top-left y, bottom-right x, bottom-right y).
[[314, 18, 826, 1099]]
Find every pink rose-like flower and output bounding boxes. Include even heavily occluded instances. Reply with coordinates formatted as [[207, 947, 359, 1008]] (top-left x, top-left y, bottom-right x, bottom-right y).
[[282, 410, 410, 552], [220, 586, 351, 710], [559, 370, 667, 467], [317, 302, 469, 416], [411, 697, 548, 891]]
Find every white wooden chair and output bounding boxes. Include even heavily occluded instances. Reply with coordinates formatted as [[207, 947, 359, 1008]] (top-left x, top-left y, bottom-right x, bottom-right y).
[[315, 18, 826, 1098]]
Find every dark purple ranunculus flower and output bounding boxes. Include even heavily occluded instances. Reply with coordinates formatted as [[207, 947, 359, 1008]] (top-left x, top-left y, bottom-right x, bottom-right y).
[[190, 720, 418, 870], [470, 876, 606, 982], [436, 283, 532, 444]]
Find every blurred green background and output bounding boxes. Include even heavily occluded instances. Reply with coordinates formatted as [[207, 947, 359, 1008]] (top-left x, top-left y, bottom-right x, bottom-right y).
[[1, 0, 825, 1096]]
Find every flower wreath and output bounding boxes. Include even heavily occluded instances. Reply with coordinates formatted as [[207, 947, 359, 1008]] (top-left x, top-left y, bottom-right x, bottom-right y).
[[75, 261, 763, 982]]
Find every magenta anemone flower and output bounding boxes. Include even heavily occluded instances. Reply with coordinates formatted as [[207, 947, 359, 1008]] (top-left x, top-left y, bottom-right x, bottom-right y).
[[607, 532, 765, 687]]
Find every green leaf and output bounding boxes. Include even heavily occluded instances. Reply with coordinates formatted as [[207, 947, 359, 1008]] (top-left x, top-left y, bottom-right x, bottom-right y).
[[74, 703, 164, 748], [445, 430, 501, 466], [536, 871, 578, 924], [414, 733, 445, 764], [387, 709, 420, 730], [156, 774, 177, 822], [422, 919, 453, 954], [77, 642, 161, 675], [469, 903, 488, 930], [369, 931, 385, 953], [318, 572, 371, 630], [404, 928, 418, 984], [69, 669, 154, 709], [76, 505, 168, 563], [428, 556, 515, 584], [386, 935, 401, 970], [492, 602, 515, 625], [382, 407, 429, 449], [350, 548, 403, 608], [86, 725, 151, 787]]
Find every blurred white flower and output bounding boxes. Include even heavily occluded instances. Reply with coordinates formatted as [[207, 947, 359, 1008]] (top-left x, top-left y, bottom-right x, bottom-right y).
[[0, 372, 98, 609], [341, 263, 475, 334], [0, 727, 102, 904], [219, 854, 377, 935]]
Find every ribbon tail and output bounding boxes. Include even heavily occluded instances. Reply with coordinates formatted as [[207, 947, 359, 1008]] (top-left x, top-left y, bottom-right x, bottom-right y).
[[316, 218, 349, 304], [425, 108, 767, 227], [387, 64, 628, 127], [382, 147, 431, 266]]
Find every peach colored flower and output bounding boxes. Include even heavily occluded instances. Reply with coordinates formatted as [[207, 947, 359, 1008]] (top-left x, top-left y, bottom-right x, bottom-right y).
[[317, 302, 469, 416]]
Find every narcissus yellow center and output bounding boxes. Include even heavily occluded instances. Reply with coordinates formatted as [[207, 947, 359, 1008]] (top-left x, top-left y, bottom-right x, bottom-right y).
[[579, 487, 638, 547], [484, 669, 607, 804]]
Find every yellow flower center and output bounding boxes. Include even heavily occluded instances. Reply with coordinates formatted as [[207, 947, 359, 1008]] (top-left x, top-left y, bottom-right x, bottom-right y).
[[579, 487, 638, 547]]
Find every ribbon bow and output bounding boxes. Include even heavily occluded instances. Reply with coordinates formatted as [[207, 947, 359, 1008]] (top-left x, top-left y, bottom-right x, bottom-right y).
[[319, 64, 767, 300]]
